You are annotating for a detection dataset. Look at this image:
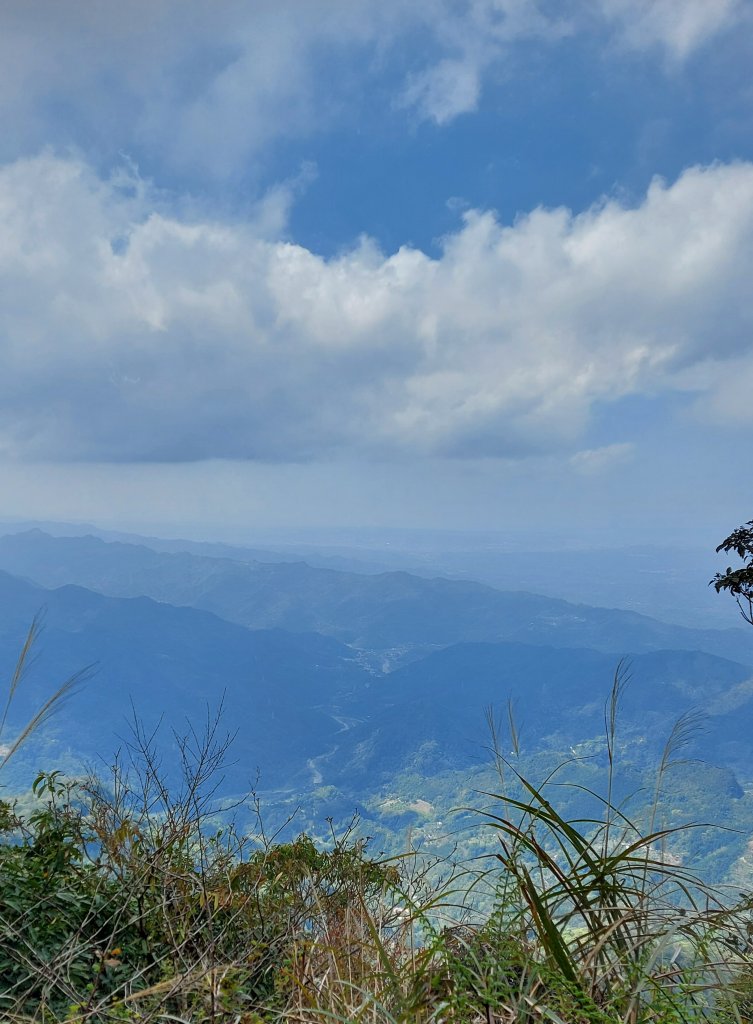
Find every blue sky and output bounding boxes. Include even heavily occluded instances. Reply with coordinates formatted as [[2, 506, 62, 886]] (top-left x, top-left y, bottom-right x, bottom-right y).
[[1, 0, 752, 542]]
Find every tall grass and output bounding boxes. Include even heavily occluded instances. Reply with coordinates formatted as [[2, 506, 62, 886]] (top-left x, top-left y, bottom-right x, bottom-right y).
[[470, 665, 753, 1023], [0, 614, 92, 776], [2, 647, 753, 1021]]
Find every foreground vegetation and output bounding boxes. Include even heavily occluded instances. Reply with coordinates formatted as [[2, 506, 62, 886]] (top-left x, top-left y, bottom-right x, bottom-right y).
[[3, 682, 753, 1024], [3, 523, 753, 1021]]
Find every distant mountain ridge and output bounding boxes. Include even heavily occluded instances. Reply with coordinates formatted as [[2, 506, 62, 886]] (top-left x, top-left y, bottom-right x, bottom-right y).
[[0, 567, 751, 794], [0, 530, 751, 665], [1, 520, 727, 629], [0, 568, 373, 790]]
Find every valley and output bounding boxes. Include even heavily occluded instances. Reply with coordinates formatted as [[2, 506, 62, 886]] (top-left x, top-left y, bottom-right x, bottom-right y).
[[2, 525, 753, 882]]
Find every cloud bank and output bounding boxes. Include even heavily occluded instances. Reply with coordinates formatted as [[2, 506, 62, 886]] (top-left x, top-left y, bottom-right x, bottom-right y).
[[1, 154, 752, 463]]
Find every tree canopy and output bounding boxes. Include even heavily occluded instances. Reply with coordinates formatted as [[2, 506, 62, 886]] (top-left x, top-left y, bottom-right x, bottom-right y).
[[713, 520, 753, 625]]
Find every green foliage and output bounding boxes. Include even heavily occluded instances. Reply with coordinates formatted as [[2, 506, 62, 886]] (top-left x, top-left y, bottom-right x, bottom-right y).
[[0, 721, 417, 1022], [4, 709, 753, 1024], [0, 772, 129, 1017], [713, 519, 753, 625]]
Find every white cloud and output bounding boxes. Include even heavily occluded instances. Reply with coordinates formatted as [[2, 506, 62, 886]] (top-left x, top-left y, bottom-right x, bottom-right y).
[[0, 0, 404, 178], [1, 154, 753, 463], [680, 354, 753, 426], [398, 0, 568, 123], [0, 0, 743, 170], [0, 1, 537, 159], [570, 443, 635, 475], [401, 58, 483, 125], [596, 0, 749, 61], [397, 0, 751, 124]]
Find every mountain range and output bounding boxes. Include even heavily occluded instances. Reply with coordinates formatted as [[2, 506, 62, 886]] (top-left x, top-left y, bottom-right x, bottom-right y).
[[0, 530, 750, 665], [1, 529, 752, 816]]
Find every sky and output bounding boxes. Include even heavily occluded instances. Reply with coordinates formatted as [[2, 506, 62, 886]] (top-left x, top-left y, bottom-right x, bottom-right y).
[[1, 0, 752, 544]]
